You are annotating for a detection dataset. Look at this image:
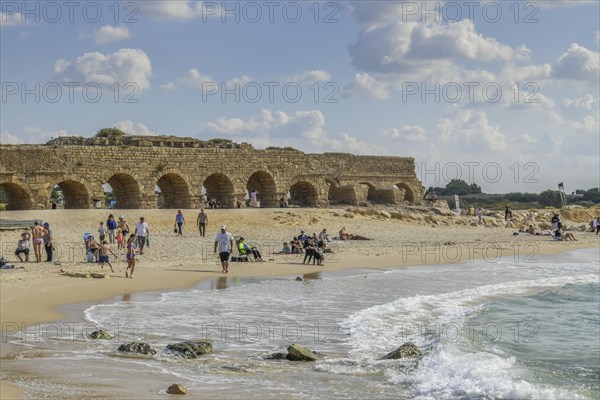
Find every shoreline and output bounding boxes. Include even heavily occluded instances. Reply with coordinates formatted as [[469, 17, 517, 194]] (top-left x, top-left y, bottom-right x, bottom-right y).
[[2, 242, 597, 331], [1, 207, 598, 399]]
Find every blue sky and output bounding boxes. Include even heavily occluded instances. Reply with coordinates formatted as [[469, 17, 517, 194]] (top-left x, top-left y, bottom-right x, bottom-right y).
[[1, 0, 599, 193]]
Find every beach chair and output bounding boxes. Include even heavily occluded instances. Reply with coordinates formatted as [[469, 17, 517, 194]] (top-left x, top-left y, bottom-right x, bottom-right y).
[[234, 236, 252, 262], [549, 230, 562, 241]]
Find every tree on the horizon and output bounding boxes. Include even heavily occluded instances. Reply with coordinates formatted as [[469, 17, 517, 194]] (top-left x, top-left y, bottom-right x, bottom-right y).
[[539, 190, 563, 208], [582, 188, 600, 203], [428, 179, 482, 196], [95, 127, 127, 138]]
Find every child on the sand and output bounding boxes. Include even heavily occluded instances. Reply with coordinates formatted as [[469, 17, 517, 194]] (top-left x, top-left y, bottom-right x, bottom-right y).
[[282, 242, 291, 254], [125, 234, 136, 278], [98, 222, 107, 243], [98, 240, 116, 273], [116, 229, 124, 250]]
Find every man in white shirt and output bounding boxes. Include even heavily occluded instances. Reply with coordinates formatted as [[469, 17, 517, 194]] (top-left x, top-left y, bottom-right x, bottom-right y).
[[135, 217, 150, 255], [214, 224, 234, 273]]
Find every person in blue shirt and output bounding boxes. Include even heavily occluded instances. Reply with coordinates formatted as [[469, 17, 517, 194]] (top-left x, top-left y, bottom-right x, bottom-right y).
[[175, 210, 185, 236], [106, 214, 118, 244]]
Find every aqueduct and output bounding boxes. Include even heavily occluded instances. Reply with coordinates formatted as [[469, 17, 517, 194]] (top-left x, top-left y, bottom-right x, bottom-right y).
[[0, 136, 423, 210]]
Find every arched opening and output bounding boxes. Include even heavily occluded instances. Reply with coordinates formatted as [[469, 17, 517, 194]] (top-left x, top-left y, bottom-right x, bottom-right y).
[[247, 171, 277, 208], [289, 181, 318, 207], [395, 183, 415, 203], [327, 180, 357, 205], [156, 173, 192, 209], [52, 180, 91, 209], [106, 173, 142, 209], [0, 183, 34, 210], [359, 182, 394, 204], [203, 173, 234, 208]]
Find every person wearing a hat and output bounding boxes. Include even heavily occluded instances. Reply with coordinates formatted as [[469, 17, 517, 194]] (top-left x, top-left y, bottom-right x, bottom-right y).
[[214, 224, 234, 273], [43, 222, 53, 262]]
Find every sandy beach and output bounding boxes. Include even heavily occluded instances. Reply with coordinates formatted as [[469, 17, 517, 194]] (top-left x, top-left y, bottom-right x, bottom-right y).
[[1, 206, 598, 399]]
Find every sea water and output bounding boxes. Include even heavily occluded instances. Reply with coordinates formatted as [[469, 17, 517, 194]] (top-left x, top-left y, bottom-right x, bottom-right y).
[[2, 248, 599, 399]]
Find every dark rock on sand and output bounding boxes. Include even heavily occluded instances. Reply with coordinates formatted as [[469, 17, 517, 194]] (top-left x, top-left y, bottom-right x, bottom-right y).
[[117, 342, 156, 355], [381, 342, 422, 360], [166, 341, 213, 359], [286, 344, 318, 361], [166, 384, 188, 395], [89, 330, 112, 340]]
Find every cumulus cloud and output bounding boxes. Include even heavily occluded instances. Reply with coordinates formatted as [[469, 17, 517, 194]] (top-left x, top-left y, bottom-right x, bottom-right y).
[[137, 1, 206, 19], [199, 108, 385, 154], [434, 107, 508, 151], [554, 43, 600, 82], [54, 49, 152, 91], [344, 73, 390, 99], [287, 70, 332, 83], [0, 131, 24, 144], [176, 68, 214, 89], [113, 120, 157, 136], [160, 82, 176, 90], [94, 26, 131, 44], [349, 20, 529, 75], [384, 126, 427, 142]]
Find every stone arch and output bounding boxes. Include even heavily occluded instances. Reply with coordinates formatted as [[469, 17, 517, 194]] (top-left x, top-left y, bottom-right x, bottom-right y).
[[289, 181, 318, 207], [106, 173, 142, 209], [0, 182, 34, 210], [54, 179, 92, 209], [395, 182, 415, 203], [327, 179, 357, 205], [156, 172, 193, 209], [359, 182, 395, 204], [203, 173, 234, 208], [246, 170, 277, 207]]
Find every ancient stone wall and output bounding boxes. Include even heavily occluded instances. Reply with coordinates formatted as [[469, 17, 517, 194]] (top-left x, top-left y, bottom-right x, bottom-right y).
[[0, 137, 423, 210]]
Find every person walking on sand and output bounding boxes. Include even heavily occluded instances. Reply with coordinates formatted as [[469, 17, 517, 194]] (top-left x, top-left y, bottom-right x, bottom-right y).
[[117, 215, 130, 237], [175, 210, 185, 236], [504, 204, 512, 221], [106, 214, 117, 244], [135, 217, 149, 255], [250, 189, 258, 207], [214, 224, 234, 274], [476, 208, 483, 225], [31, 221, 47, 263], [197, 208, 208, 237], [98, 240, 117, 273], [125, 234, 137, 278]]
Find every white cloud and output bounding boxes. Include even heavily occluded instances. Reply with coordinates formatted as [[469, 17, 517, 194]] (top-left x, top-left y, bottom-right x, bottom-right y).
[[349, 20, 528, 75], [160, 82, 176, 90], [344, 73, 390, 100], [176, 68, 215, 89], [435, 107, 508, 151], [54, 48, 152, 91], [113, 120, 157, 136], [0, 131, 24, 144], [562, 94, 599, 111], [384, 126, 427, 142], [554, 43, 600, 82], [199, 109, 384, 154], [288, 70, 332, 83], [137, 1, 206, 19], [94, 26, 131, 44], [0, 12, 29, 28]]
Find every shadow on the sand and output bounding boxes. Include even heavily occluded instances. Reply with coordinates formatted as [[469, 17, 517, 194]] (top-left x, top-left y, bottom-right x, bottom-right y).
[[165, 269, 219, 273]]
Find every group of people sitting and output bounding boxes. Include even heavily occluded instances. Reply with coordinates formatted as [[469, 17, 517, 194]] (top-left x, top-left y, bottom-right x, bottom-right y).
[[516, 214, 578, 241]]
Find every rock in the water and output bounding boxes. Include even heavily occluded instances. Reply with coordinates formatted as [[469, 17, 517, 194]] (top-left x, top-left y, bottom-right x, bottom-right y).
[[295, 276, 303, 281], [286, 343, 318, 361], [264, 352, 287, 360], [117, 342, 156, 355], [166, 341, 213, 358], [166, 384, 188, 395], [381, 342, 422, 360], [90, 330, 112, 340]]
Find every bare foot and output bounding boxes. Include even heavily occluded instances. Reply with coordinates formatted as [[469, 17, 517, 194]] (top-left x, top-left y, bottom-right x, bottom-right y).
[[125, 272, 129, 278]]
